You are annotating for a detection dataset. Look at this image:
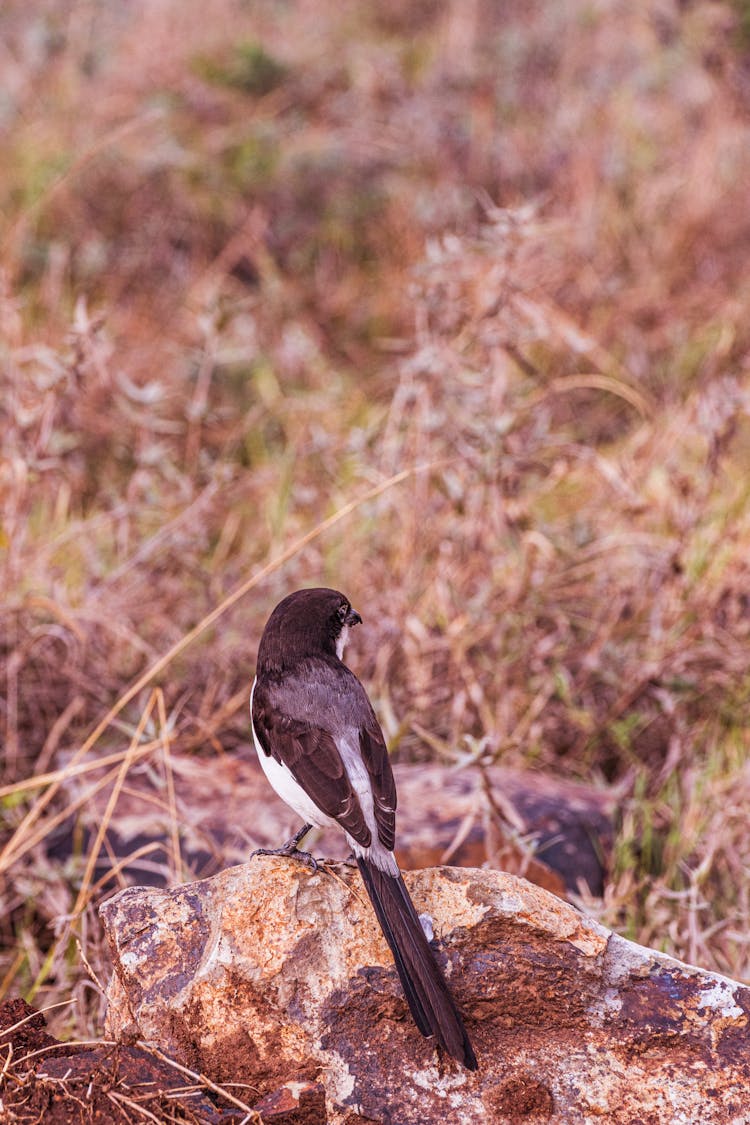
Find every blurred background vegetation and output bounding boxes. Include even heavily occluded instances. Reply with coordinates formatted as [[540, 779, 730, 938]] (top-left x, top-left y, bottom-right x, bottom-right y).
[[2, 0, 750, 1038]]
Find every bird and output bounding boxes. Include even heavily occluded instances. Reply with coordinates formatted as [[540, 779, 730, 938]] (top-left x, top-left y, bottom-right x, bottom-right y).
[[250, 587, 477, 1071]]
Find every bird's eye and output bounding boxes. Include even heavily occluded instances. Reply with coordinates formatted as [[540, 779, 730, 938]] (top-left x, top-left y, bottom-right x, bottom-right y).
[[336, 602, 349, 623]]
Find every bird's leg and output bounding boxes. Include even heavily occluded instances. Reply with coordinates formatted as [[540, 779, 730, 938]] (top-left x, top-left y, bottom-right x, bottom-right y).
[[251, 823, 319, 871]]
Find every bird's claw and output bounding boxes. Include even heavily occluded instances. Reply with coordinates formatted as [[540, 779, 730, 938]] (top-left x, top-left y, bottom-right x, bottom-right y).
[[251, 824, 319, 872], [250, 844, 320, 872]]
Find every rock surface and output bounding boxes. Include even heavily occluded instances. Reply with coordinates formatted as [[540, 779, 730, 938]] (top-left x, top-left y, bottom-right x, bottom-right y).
[[101, 860, 750, 1124]]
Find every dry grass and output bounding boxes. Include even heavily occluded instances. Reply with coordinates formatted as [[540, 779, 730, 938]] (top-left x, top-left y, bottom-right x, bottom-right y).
[[2, 0, 750, 1042]]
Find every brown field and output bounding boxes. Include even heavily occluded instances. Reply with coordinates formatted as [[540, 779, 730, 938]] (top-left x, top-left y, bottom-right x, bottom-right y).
[[2, 0, 750, 1052]]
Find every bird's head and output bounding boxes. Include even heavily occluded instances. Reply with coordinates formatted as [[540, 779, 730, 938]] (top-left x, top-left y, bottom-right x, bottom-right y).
[[257, 587, 362, 671]]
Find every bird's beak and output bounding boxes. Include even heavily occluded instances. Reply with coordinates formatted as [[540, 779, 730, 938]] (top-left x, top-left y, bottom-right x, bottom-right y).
[[346, 608, 363, 626]]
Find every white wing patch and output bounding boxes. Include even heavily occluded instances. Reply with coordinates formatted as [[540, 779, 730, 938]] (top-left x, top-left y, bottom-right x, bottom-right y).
[[338, 732, 398, 875]]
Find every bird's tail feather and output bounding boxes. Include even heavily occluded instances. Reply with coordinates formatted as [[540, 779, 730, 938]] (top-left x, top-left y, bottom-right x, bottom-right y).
[[356, 856, 478, 1071]]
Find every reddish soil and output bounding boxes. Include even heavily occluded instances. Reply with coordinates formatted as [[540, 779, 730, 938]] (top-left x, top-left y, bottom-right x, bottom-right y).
[[0, 998, 326, 1124]]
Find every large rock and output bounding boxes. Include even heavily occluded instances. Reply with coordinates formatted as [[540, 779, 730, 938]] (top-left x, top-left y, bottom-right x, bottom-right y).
[[100, 861, 750, 1124]]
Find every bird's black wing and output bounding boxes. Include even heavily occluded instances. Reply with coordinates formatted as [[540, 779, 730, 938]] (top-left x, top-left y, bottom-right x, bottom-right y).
[[252, 662, 374, 847], [253, 657, 397, 851]]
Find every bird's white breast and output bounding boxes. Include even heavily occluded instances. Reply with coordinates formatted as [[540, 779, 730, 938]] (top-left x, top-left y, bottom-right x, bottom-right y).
[[335, 625, 349, 660]]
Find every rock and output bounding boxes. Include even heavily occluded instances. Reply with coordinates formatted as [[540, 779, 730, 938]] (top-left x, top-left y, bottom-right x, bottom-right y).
[[54, 753, 613, 898], [100, 860, 750, 1124]]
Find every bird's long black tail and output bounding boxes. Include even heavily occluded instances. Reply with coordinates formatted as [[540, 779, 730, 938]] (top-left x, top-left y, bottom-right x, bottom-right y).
[[356, 856, 477, 1071]]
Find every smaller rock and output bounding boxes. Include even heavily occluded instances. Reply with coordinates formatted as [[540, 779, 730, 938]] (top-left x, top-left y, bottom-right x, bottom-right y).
[[53, 754, 614, 899]]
